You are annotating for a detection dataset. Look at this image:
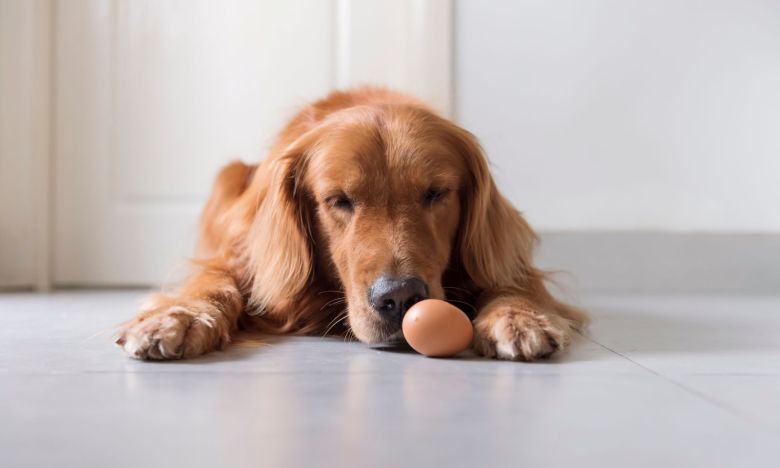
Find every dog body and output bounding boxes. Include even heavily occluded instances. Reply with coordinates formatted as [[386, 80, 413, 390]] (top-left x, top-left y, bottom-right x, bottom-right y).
[[116, 88, 587, 360]]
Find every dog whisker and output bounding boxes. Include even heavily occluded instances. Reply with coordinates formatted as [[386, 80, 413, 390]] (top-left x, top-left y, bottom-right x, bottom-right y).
[[443, 286, 471, 295], [320, 297, 346, 310], [324, 300, 344, 308], [343, 327, 357, 343], [444, 298, 478, 317], [322, 308, 345, 326], [322, 310, 349, 337]]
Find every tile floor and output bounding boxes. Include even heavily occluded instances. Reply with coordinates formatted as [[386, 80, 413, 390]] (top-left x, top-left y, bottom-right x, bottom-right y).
[[0, 290, 778, 467]]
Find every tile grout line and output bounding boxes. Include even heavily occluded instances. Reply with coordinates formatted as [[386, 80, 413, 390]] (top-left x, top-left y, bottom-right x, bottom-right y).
[[583, 334, 776, 432]]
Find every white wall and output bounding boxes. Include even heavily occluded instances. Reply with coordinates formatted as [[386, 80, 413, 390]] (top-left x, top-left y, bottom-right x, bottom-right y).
[[456, 0, 780, 233]]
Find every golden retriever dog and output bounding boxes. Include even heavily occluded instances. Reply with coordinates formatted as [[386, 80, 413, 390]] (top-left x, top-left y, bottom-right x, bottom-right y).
[[116, 88, 588, 361]]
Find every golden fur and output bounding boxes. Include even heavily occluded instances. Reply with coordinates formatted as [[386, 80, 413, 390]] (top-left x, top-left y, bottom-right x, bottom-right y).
[[116, 88, 588, 361]]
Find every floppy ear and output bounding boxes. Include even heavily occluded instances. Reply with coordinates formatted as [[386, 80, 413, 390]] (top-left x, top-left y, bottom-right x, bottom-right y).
[[244, 140, 314, 311], [446, 124, 540, 291]]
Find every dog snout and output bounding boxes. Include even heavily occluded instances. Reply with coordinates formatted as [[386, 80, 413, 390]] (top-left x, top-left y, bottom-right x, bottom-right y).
[[367, 276, 428, 323]]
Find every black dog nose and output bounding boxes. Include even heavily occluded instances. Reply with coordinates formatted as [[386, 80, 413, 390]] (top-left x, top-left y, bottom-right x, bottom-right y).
[[368, 276, 428, 323]]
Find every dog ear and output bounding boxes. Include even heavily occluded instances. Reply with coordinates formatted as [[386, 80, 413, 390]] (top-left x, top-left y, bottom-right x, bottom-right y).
[[244, 137, 315, 311], [444, 124, 540, 291]]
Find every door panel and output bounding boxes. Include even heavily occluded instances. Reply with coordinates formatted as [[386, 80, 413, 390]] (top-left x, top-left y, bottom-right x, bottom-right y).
[[53, 0, 334, 285]]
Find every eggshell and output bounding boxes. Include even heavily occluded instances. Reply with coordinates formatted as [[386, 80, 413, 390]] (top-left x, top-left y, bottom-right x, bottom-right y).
[[402, 299, 473, 357]]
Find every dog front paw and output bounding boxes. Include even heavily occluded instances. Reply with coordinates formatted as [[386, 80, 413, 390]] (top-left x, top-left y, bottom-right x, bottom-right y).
[[115, 296, 229, 360], [472, 303, 574, 361]]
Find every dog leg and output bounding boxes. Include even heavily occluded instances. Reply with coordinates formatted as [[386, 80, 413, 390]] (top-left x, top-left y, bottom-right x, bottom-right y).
[[472, 294, 583, 361], [116, 261, 244, 360]]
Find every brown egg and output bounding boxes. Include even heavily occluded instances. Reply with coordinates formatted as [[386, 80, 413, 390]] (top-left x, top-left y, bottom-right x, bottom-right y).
[[402, 299, 474, 357]]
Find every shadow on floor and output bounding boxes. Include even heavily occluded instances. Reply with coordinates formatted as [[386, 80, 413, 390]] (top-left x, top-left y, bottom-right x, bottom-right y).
[[150, 327, 599, 365]]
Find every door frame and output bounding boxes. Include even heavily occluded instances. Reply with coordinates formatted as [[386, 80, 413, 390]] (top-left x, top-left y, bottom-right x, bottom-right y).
[[0, 0, 52, 290]]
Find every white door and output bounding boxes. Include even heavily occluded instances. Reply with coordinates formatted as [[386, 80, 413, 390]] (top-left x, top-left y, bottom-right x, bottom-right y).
[[51, 0, 451, 286]]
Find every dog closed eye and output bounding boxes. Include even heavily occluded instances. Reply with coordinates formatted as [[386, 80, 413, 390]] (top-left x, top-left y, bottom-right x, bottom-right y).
[[325, 194, 354, 212], [422, 187, 450, 205]]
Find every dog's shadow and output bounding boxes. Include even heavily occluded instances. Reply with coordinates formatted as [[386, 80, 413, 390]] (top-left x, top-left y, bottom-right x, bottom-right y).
[[152, 300, 772, 365], [371, 341, 493, 362], [367, 301, 776, 362], [140, 333, 291, 365]]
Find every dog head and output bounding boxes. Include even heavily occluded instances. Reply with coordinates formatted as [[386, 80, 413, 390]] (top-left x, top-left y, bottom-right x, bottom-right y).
[[246, 102, 536, 342]]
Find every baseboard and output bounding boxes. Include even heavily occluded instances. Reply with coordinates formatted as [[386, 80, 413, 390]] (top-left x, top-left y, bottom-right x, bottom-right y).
[[10, 232, 778, 294], [536, 232, 780, 294]]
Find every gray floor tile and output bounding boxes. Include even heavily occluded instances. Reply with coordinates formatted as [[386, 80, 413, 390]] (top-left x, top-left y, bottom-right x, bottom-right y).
[[0, 290, 778, 468]]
